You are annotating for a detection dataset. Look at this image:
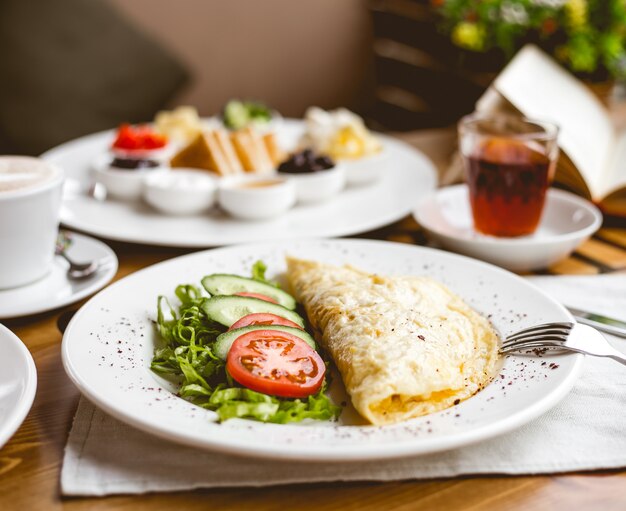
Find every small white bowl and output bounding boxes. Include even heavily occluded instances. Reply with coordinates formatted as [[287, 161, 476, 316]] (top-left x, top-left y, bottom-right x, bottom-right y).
[[92, 154, 168, 200], [110, 145, 171, 162], [414, 184, 602, 271], [279, 164, 346, 204], [218, 175, 296, 220], [342, 149, 388, 186], [143, 169, 217, 215]]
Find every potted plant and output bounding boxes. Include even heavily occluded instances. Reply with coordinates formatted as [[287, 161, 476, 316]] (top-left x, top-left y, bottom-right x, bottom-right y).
[[433, 0, 626, 100]]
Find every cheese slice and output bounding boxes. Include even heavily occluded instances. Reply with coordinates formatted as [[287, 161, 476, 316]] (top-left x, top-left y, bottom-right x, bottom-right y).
[[286, 257, 500, 425]]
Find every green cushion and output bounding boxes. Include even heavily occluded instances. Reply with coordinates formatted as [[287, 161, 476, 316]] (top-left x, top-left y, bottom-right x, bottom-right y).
[[0, 0, 188, 155]]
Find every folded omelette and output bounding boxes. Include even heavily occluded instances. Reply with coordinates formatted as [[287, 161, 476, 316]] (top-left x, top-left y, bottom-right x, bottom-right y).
[[286, 257, 500, 426]]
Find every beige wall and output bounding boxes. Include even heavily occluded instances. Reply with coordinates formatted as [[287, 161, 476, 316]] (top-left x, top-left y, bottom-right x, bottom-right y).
[[107, 0, 374, 117]]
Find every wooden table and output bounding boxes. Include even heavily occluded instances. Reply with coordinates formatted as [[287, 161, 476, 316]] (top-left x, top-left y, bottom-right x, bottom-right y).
[[3, 129, 626, 509], [2, 218, 626, 510]]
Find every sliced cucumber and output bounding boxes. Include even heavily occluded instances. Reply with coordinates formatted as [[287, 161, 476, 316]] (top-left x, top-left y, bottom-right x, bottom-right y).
[[201, 274, 296, 310], [223, 100, 249, 130], [214, 325, 316, 360], [201, 295, 304, 328]]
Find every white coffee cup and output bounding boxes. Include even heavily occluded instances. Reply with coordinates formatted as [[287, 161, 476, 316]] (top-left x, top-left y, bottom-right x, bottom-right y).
[[0, 156, 64, 289]]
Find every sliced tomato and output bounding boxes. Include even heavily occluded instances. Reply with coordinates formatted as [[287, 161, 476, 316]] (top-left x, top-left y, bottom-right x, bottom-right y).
[[112, 124, 167, 151], [233, 292, 278, 304], [226, 330, 325, 398], [229, 312, 303, 331]]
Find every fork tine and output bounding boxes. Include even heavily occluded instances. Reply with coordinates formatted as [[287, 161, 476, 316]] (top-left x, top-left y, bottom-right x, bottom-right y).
[[507, 326, 572, 339], [500, 341, 568, 354], [501, 323, 626, 366], [506, 322, 573, 342], [502, 333, 569, 349], [505, 328, 571, 345]]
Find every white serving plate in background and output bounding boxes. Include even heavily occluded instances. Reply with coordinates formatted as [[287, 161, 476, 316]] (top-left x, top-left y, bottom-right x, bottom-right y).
[[42, 120, 437, 247]]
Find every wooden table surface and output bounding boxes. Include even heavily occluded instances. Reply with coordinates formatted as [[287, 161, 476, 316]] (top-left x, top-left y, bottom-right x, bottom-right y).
[[2, 130, 626, 509], [2, 217, 626, 511]]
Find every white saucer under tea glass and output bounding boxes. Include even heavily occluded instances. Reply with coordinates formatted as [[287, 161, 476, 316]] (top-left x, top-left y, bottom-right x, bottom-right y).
[[414, 184, 602, 271]]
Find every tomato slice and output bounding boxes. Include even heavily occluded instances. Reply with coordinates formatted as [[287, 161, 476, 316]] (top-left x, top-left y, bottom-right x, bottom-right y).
[[227, 330, 325, 398], [233, 292, 278, 304], [112, 123, 167, 150], [229, 312, 303, 331]]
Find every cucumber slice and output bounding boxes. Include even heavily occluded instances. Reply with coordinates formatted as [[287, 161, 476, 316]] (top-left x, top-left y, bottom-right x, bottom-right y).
[[223, 100, 249, 130], [214, 325, 316, 360], [201, 274, 296, 310], [201, 295, 304, 328]]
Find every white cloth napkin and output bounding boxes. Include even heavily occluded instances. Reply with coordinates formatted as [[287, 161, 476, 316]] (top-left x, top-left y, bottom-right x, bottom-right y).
[[61, 274, 626, 496]]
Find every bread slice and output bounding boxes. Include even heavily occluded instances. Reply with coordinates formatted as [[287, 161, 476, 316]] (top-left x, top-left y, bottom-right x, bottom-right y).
[[230, 130, 257, 172], [246, 127, 274, 173], [170, 133, 214, 172], [204, 131, 234, 175], [170, 132, 232, 175], [262, 133, 285, 166], [214, 129, 243, 174]]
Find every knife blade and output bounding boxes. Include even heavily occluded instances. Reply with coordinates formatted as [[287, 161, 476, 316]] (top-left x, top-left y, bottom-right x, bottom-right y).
[[567, 306, 626, 339]]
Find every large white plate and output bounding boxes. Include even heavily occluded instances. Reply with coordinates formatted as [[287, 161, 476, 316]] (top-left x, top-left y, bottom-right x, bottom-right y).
[[62, 239, 583, 461], [0, 324, 37, 448], [42, 121, 436, 247]]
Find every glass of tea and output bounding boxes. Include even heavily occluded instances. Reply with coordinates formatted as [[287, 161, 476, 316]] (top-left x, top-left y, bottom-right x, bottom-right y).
[[458, 114, 559, 237]]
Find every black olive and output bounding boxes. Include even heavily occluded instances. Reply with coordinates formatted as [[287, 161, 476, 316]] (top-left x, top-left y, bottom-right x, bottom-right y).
[[293, 153, 306, 167], [317, 156, 334, 169]]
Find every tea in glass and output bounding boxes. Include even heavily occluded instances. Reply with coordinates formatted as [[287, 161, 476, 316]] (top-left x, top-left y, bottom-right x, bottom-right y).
[[459, 115, 559, 237]]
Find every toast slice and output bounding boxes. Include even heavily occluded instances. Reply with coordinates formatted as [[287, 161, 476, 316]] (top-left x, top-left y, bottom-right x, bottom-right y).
[[204, 131, 233, 175], [170, 132, 232, 175], [246, 127, 274, 173], [214, 129, 243, 174], [170, 133, 214, 172], [230, 130, 257, 172], [262, 132, 285, 167]]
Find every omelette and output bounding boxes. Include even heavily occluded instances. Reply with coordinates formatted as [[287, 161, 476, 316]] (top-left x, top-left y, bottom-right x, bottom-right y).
[[286, 257, 500, 426]]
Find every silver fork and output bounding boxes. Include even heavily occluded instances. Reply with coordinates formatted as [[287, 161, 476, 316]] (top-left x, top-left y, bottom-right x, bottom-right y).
[[501, 322, 626, 366]]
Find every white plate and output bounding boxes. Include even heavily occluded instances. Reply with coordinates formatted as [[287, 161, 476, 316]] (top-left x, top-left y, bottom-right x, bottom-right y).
[[62, 239, 583, 461], [0, 232, 118, 319], [41, 120, 436, 247], [0, 324, 37, 448], [415, 185, 602, 271]]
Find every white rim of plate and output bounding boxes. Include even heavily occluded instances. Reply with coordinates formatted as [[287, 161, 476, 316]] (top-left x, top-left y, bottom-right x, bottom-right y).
[[415, 185, 603, 246], [0, 324, 37, 448], [61, 238, 584, 461], [0, 232, 118, 319]]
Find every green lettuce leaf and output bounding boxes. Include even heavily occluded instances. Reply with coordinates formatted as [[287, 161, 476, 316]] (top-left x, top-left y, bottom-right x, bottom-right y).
[[251, 260, 280, 288], [150, 272, 342, 424]]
